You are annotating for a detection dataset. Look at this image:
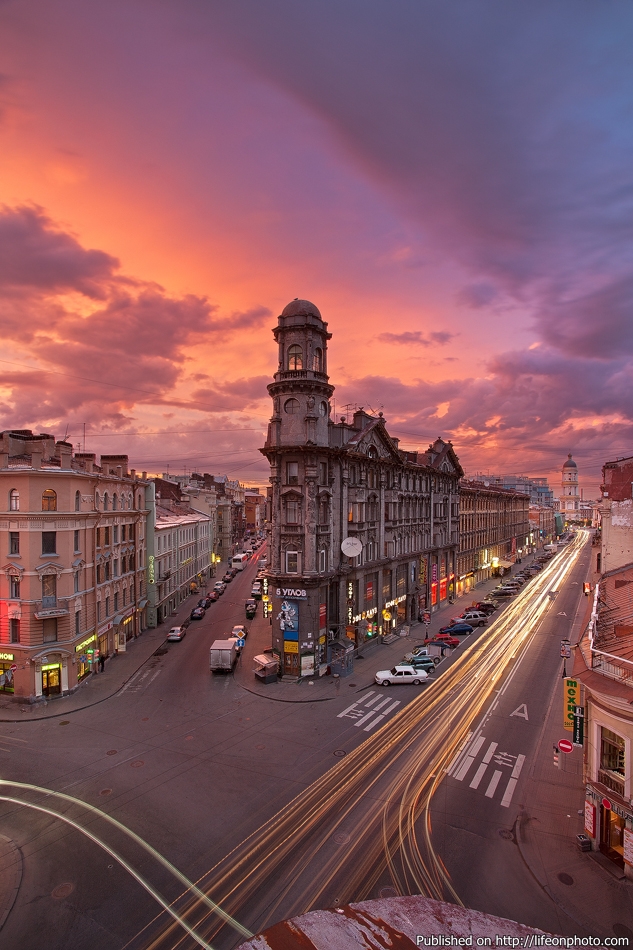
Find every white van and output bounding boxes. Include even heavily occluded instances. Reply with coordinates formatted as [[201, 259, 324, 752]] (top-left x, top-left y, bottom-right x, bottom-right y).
[[232, 553, 249, 570]]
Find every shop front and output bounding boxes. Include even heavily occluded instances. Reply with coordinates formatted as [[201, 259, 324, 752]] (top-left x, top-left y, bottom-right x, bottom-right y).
[[0, 651, 16, 694], [34, 651, 70, 699], [75, 634, 97, 682], [585, 783, 633, 877]]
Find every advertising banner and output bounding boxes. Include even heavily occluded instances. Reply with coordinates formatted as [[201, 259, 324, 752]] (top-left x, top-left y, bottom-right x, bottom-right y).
[[563, 678, 580, 731]]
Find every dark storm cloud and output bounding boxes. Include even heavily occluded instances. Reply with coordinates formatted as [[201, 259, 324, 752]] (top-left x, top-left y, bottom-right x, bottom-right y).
[[536, 276, 633, 360], [0, 205, 119, 297]]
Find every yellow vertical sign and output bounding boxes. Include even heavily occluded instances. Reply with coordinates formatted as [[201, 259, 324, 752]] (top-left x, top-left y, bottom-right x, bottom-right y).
[[563, 678, 580, 731]]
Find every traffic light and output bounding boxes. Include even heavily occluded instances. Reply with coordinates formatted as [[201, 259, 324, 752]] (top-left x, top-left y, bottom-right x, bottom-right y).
[[583, 582, 591, 596]]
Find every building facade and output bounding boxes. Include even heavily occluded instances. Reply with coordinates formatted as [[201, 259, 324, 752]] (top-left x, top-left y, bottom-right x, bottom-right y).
[[0, 431, 149, 702], [575, 569, 633, 879], [261, 299, 463, 679], [457, 480, 532, 596], [598, 456, 633, 575]]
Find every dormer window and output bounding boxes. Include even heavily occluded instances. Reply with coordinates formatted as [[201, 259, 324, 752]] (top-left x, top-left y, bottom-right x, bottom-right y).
[[287, 345, 303, 370]]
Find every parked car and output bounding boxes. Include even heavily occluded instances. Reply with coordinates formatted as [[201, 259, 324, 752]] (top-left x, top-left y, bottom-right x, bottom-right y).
[[440, 622, 473, 636], [492, 588, 517, 597], [214, 582, 227, 595], [223, 572, 234, 583], [230, 567, 239, 577], [251, 583, 262, 600], [472, 601, 497, 614], [456, 611, 488, 627], [424, 632, 460, 648], [167, 625, 188, 641], [408, 655, 439, 674], [231, 624, 248, 640], [375, 665, 428, 686], [245, 599, 257, 619], [207, 591, 219, 603], [190, 607, 205, 621], [404, 645, 434, 660]]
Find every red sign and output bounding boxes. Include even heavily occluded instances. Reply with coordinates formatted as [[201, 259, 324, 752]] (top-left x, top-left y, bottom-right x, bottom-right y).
[[558, 738, 573, 753], [602, 797, 612, 810]]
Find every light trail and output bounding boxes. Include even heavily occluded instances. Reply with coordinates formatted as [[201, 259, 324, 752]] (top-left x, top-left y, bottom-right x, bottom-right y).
[[0, 780, 252, 942]]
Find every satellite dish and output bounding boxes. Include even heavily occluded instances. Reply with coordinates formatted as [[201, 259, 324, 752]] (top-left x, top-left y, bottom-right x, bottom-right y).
[[341, 537, 363, 557]]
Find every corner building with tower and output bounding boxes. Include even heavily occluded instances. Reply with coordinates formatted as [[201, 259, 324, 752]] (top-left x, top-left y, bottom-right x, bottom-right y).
[[261, 299, 463, 679]]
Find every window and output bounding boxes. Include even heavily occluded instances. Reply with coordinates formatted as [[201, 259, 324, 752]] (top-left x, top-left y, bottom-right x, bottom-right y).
[[42, 489, 57, 511], [114, 559, 119, 577], [114, 592, 119, 612], [42, 531, 57, 555], [113, 493, 118, 510], [319, 462, 328, 485], [97, 601, 101, 622], [10, 576, 20, 599], [601, 728, 625, 781], [286, 549, 299, 573], [9, 619, 20, 643], [105, 526, 110, 545], [74, 530, 80, 552], [9, 532, 19, 555], [42, 574, 57, 606], [9, 489, 19, 511], [287, 344, 303, 370], [122, 586, 127, 607], [113, 525, 119, 544], [103, 493, 109, 510], [313, 347, 322, 372], [286, 500, 300, 524], [286, 461, 299, 485], [74, 571, 80, 593], [75, 490, 81, 511], [105, 595, 110, 617], [105, 561, 111, 581], [319, 400, 328, 416], [284, 397, 300, 414], [319, 548, 327, 573], [75, 611, 81, 636], [121, 524, 126, 542], [42, 618, 58, 643]]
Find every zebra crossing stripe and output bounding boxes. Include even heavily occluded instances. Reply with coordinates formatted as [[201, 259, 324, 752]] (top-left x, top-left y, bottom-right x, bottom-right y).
[[500, 754, 525, 808], [485, 770, 503, 798], [453, 734, 486, 781], [469, 742, 498, 789]]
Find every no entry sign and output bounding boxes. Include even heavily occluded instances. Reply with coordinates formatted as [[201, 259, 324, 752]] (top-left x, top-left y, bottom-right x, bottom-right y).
[[558, 738, 573, 753]]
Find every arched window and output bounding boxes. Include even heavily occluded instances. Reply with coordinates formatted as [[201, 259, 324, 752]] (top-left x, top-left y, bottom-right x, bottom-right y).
[[313, 347, 322, 372], [284, 397, 300, 414], [75, 490, 81, 511], [113, 493, 118, 511], [287, 344, 303, 370], [42, 489, 57, 511], [9, 489, 19, 511], [103, 492, 109, 511]]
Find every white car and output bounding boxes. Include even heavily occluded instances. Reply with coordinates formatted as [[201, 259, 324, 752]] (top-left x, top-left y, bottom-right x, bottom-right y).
[[375, 665, 428, 686]]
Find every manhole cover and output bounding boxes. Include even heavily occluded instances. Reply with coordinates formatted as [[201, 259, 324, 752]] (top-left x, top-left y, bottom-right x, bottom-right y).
[[348, 683, 357, 687], [59, 720, 70, 726], [106, 750, 117, 756], [380, 887, 398, 898], [52, 883, 74, 900], [557, 872, 574, 886], [130, 760, 144, 768], [100, 789, 112, 796], [333, 750, 346, 757], [185, 735, 194, 741], [499, 829, 514, 840], [333, 833, 350, 844], [613, 925, 633, 940]]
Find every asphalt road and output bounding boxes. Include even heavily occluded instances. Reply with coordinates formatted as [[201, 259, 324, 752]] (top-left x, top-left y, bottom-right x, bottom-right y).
[[0, 537, 595, 950]]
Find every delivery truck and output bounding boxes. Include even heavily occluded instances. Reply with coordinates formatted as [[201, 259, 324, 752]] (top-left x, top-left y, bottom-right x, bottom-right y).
[[209, 639, 238, 674]]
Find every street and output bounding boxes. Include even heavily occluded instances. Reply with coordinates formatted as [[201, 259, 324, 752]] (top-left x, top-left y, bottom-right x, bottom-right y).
[[0, 536, 612, 950]]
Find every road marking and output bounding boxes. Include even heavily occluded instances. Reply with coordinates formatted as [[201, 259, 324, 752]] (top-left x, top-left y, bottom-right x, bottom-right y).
[[501, 754, 526, 807], [453, 734, 486, 781], [485, 770, 503, 798], [469, 741, 497, 789], [364, 701, 400, 732], [510, 704, 529, 720], [337, 693, 401, 732]]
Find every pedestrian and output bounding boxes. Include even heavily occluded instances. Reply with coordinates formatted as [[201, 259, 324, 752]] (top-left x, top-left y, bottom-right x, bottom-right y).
[[99, 654, 106, 673]]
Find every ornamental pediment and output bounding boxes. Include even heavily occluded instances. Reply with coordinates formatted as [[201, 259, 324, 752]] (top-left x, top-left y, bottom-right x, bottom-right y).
[[3, 562, 24, 577], [35, 561, 64, 576]]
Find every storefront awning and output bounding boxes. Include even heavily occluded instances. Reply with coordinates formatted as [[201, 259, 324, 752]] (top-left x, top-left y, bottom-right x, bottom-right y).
[[497, 559, 513, 569], [112, 612, 134, 626], [137, 598, 148, 609]]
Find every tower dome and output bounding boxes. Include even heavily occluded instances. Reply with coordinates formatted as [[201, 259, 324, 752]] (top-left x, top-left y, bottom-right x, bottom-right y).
[[562, 453, 577, 469], [281, 299, 322, 319]]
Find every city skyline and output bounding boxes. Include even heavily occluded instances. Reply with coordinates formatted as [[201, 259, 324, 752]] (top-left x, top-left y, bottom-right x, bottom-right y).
[[2, 2, 632, 492]]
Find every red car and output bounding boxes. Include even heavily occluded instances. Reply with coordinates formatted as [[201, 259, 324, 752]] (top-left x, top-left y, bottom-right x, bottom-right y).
[[424, 632, 460, 648]]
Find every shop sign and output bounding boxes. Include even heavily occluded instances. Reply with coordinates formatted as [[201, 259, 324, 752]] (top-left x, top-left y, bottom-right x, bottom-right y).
[[439, 578, 447, 600], [75, 635, 96, 653], [431, 563, 438, 583], [384, 595, 406, 609], [41, 664, 60, 672], [276, 587, 307, 599], [318, 635, 326, 644], [148, 555, 155, 584], [366, 581, 374, 603], [573, 705, 584, 745], [284, 640, 298, 654], [301, 654, 314, 676], [351, 607, 378, 623], [563, 678, 580, 731], [419, 557, 427, 584], [0, 652, 15, 662], [319, 603, 327, 630], [624, 829, 633, 867]]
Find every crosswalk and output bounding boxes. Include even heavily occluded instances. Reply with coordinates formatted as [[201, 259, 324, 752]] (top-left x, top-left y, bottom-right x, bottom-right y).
[[337, 691, 401, 732], [119, 667, 161, 694], [447, 733, 525, 808]]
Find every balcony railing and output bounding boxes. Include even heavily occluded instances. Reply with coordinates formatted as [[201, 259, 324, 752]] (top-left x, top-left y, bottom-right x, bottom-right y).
[[597, 769, 625, 796]]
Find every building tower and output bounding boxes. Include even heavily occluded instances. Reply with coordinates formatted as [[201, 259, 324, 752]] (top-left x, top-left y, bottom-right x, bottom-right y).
[[560, 453, 579, 519]]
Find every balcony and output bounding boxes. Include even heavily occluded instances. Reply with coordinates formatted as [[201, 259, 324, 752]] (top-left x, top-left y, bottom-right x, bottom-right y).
[[34, 598, 70, 619], [597, 769, 625, 797]]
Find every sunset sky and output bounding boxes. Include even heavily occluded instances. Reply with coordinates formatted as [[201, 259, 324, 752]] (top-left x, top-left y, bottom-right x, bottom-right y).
[[1, 0, 632, 494]]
